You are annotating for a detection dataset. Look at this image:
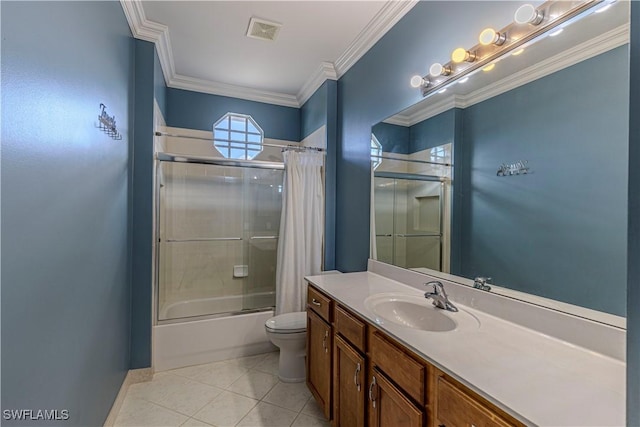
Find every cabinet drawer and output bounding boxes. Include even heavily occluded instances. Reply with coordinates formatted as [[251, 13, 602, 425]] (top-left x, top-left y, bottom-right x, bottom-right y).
[[436, 376, 515, 427], [369, 330, 425, 404], [335, 305, 366, 352], [307, 285, 332, 323]]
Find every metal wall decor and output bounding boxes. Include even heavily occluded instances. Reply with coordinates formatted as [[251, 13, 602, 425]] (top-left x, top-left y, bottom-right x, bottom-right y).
[[97, 103, 122, 140], [497, 160, 530, 176]]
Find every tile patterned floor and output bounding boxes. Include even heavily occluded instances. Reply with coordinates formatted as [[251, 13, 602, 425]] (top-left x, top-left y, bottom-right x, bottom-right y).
[[114, 352, 330, 427]]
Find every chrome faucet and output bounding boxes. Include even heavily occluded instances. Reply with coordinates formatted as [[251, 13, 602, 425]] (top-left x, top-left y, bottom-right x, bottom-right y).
[[424, 281, 458, 312], [473, 277, 492, 292]]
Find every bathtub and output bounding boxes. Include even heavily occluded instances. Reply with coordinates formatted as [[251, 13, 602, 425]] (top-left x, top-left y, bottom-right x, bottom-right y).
[[159, 291, 275, 320], [153, 293, 277, 371]]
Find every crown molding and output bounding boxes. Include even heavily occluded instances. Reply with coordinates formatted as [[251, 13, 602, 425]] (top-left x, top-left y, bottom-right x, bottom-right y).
[[388, 23, 629, 127], [121, 0, 417, 108], [383, 95, 465, 126], [334, 0, 419, 77], [464, 23, 630, 109], [169, 74, 300, 108], [297, 62, 338, 107], [120, 0, 175, 84]]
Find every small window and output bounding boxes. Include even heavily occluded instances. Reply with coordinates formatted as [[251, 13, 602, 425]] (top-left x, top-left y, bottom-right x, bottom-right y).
[[213, 113, 264, 160], [371, 134, 382, 169]]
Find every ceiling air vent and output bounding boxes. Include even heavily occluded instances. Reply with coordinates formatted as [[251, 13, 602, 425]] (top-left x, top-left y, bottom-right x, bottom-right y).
[[246, 17, 282, 42]]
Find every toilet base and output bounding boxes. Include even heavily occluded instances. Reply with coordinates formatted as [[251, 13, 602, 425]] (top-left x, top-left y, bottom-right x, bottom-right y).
[[277, 349, 306, 383]]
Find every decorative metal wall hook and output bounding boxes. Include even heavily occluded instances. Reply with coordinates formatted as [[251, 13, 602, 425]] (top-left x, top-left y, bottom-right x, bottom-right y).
[[96, 103, 122, 140], [497, 160, 530, 176]]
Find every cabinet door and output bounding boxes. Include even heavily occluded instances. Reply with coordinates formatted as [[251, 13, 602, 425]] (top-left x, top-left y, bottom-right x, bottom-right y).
[[333, 335, 365, 427], [436, 376, 515, 427], [307, 309, 332, 420], [368, 368, 423, 427]]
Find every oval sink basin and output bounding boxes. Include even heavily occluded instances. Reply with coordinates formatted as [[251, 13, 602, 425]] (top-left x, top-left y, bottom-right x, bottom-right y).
[[364, 293, 479, 332]]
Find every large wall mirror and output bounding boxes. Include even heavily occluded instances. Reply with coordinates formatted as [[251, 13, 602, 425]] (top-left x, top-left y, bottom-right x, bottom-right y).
[[370, 1, 629, 323]]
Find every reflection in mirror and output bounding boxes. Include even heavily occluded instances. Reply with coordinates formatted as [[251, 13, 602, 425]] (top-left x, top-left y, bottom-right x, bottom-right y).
[[370, 1, 629, 322]]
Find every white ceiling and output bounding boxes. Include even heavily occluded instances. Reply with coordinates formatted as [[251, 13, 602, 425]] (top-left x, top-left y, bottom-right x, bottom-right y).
[[123, 1, 417, 107]]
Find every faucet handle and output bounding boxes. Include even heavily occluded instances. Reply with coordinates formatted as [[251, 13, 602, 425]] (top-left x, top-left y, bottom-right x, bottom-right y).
[[424, 280, 444, 295], [473, 276, 492, 291]]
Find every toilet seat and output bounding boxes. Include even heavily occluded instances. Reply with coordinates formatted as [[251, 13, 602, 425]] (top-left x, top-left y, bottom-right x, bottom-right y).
[[265, 312, 306, 334]]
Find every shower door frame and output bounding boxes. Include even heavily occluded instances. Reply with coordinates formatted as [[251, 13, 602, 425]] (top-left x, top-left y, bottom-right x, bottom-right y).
[[374, 172, 447, 272], [153, 152, 285, 325]]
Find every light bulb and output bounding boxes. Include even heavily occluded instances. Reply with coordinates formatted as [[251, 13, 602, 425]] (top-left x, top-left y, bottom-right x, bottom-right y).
[[514, 4, 544, 25], [429, 63, 451, 77], [410, 75, 427, 88], [483, 63, 496, 72], [451, 48, 476, 63], [512, 48, 525, 56], [479, 28, 507, 46]]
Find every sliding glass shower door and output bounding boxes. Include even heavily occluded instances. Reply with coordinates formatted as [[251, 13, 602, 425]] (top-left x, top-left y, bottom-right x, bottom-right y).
[[374, 175, 443, 271], [157, 161, 283, 321]]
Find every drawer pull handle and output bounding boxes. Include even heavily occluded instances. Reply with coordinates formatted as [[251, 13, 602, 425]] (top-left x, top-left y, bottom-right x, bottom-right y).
[[354, 363, 361, 391], [311, 298, 322, 307], [322, 330, 329, 353], [369, 376, 377, 408]]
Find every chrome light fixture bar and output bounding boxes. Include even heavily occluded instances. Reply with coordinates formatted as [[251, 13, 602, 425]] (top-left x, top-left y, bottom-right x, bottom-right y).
[[413, 0, 613, 98]]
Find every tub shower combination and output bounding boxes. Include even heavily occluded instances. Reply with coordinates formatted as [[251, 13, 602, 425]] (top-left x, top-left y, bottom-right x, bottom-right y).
[[153, 153, 284, 370]]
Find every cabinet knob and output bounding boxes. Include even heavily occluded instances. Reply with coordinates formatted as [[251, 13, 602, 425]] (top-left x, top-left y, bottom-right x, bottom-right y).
[[311, 298, 322, 307]]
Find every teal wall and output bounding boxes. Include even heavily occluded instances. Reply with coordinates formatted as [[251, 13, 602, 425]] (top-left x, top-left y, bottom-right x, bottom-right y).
[[166, 88, 300, 141], [372, 122, 410, 154], [300, 80, 338, 270], [458, 46, 628, 316], [627, 2, 640, 423], [1, 1, 134, 425], [130, 40, 158, 369], [336, 1, 526, 272]]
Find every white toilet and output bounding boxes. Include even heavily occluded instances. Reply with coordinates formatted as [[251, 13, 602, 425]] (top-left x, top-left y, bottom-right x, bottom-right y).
[[265, 311, 307, 382]]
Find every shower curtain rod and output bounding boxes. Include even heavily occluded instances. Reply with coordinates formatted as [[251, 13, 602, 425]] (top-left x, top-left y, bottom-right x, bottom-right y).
[[155, 131, 326, 153], [371, 155, 452, 167]]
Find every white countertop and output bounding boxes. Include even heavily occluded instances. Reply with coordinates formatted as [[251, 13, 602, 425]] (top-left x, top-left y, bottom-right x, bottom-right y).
[[305, 271, 625, 426]]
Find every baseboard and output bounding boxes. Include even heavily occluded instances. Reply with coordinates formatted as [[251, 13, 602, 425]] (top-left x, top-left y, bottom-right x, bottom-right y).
[[103, 367, 154, 426]]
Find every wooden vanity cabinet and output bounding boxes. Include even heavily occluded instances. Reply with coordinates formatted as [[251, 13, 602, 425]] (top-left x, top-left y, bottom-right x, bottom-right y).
[[306, 286, 333, 420], [306, 283, 524, 427], [431, 369, 524, 427], [368, 367, 424, 427], [333, 334, 366, 427]]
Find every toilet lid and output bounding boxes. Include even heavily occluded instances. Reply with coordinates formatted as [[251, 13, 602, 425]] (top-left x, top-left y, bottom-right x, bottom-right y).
[[265, 312, 307, 333]]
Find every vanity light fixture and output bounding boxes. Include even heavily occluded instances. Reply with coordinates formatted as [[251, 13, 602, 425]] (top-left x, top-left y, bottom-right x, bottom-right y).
[[410, 75, 428, 88], [451, 48, 476, 63], [412, 0, 616, 98], [479, 28, 507, 46], [429, 63, 452, 77], [514, 4, 544, 25]]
